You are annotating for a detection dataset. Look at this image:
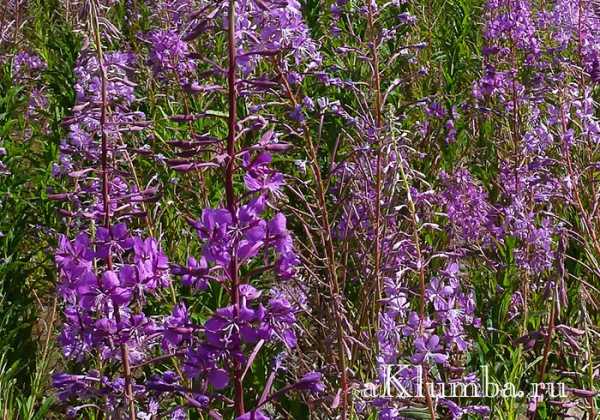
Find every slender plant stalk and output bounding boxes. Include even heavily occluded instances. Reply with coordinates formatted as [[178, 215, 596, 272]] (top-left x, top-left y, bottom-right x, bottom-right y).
[[367, 0, 384, 323], [397, 153, 436, 420], [13, 0, 19, 43], [91, 3, 135, 418], [275, 63, 349, 419], [226, 0, 244, 415], [351, 0, 386, 377], [537, 298, 555, 385], [584, 318, 597, 418]]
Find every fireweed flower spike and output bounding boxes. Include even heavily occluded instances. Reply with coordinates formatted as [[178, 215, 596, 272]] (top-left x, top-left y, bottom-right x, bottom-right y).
[[52, 2, 170, 418], [175, 0, 319, 414]]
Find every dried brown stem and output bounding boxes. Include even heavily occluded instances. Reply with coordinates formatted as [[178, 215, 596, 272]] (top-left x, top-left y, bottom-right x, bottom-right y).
[[275, 61, 349, 419]]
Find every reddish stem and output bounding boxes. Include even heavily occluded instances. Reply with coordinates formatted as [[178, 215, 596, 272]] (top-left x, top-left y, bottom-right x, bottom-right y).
[[92, 3, 135, 418], [399, 161, 436, 420], [226, 0, 244, 415], [367, 0, 384, 318], [538, 299, 555, 385], [275, 62, 349, 419]]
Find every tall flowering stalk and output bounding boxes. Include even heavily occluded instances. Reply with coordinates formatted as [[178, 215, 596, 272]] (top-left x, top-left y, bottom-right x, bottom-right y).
[[225, 0, 244, 413], [174, 0, 324, 413], [93, 3, 135, 416], [52, 2, 172, 418], [114, 0, 327, 418]]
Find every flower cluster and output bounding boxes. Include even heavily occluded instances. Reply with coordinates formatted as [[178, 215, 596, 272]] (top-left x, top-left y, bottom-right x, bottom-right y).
[[146, 29, 197, 85], [12, 51, 46, 82], [439, 168, 500, 244], [55, 227, 169, 362], [233, 0, 322, 74]]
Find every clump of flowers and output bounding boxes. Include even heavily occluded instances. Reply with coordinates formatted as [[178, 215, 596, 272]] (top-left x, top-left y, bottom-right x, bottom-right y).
[[12, 50, 46, 82], [146, 29, 197, 85]]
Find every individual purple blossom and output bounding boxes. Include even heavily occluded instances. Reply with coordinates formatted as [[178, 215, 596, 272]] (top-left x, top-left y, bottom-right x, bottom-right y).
[[26, 87, 48, 117], [162, 303, 192, 350], [178, 256, 210, 290], [425, 101, 446, 119], [242, 151, 285, 194], [507, 291, 524, 321]]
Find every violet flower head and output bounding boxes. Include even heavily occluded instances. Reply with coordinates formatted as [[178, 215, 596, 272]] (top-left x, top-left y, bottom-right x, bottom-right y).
[[147, 29, 197, 85], [13, 51, 46, 81]]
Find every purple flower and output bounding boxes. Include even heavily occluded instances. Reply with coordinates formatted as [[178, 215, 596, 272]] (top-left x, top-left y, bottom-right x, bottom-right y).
[[162, 303, 192, 350], [236, 411, 270, 420], [179, 256, 209, 290], [296, 371, 325, 393], [207, 368, 229, 390], [439, 169, 499, 244], [13, 51, 46, 81], [146, 30, 197, 85], [411, 335, 449, 365]]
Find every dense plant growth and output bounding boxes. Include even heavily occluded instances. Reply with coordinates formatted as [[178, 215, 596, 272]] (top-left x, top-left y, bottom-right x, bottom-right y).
[[1, 0, 600, 418]]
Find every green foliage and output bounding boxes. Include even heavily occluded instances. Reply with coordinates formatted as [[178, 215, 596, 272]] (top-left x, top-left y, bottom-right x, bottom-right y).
[[0, 0, 79, 416]]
